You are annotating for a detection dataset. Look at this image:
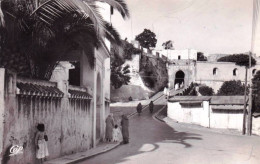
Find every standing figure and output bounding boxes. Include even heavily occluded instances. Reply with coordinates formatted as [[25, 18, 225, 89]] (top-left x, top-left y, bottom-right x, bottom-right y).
[[105, 114, 115, 142], [112, 125, 123, 142], [149, 101, 154, 113], [175, 83, 179, 90], [180, 82, 184, 88], [136, 102, 142, 116], [121, 115, 129, 144], [164, 87, 167, 99], [35, 123, 49, 163]]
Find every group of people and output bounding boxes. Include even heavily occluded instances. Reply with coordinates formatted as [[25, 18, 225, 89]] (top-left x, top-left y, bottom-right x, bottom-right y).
[[105, 114, 129, 144], [136, 101, 154, 116], [35, 102, 154, 162]]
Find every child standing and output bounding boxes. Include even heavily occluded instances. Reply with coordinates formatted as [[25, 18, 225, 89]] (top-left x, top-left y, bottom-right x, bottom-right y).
[[35, 123, 49, 163], [112, 125, 122, 142]]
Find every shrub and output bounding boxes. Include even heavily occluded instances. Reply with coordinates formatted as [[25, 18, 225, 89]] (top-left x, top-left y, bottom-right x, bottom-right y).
[[198, 85, 214, 96], [217, 80, 247, 95], [197, 52, 207, 61], [217, 54, 256, 67]]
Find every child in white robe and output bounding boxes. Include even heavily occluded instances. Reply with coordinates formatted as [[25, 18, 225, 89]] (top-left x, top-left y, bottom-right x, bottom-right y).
[[112, 125, 122, 142]]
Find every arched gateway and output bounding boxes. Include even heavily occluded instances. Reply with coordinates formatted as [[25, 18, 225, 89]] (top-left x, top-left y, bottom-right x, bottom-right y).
[[174, 70, 185, 89]]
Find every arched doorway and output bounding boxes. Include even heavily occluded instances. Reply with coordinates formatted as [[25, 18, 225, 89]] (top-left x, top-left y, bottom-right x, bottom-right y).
[[174, 70, 185, 89], [96, 73, 102, 140]]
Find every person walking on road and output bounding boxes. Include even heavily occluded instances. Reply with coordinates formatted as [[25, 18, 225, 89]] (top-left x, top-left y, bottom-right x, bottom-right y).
[[121, 114, 129, 144], [149, 101, 154, 114], [137, 102, 142, 116], [105, 114, 115, 142]]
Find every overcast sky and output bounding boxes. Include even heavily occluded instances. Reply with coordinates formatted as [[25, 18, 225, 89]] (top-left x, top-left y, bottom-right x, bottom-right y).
[[111, 0, 254, 55]]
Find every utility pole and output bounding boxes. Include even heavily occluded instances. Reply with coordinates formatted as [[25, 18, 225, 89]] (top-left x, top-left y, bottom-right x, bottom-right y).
[[247, 52, 253, 135], [242, 66, 248, 135]]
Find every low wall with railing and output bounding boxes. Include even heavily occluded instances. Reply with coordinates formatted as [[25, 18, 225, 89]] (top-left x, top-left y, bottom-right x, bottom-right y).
[[0, 69, 93, 164]]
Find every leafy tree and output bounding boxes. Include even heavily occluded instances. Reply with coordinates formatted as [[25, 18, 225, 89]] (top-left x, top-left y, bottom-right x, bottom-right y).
[[198, 85, 214, 96], [111, 63, 131, 89], [135, 29, 157, 50], [110, 45, 131, 89], [0, 0, 129, 80], [217, 54, 256, 67], [197, 52, 207, 61], [217, 80, 247, 95], [122, 40, 142, 60]]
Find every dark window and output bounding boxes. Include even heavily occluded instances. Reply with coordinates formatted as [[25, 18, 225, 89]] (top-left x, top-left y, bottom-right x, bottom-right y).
[[233, 68, 237, 76], [213, 68, 218, 75], [69, 62, 80, 86], [253, 69, 257, 75]]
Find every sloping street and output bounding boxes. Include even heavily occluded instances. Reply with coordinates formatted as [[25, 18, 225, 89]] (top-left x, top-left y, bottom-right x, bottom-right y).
[[78, 97, 260, 164]]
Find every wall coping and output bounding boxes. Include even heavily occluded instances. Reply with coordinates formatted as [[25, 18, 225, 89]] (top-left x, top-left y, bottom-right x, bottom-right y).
[[17, 76, 57, 87]]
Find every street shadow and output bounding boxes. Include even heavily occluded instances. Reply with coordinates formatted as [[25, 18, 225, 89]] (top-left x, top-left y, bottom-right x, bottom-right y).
[[83, 105, 202, 164]]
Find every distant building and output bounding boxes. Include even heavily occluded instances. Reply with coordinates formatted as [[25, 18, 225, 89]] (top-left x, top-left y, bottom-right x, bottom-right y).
[[153, 49, 198, 60], [168, 53, 260, 92]]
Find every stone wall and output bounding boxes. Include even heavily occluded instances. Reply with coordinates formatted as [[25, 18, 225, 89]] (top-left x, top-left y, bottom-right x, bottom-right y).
[[168, 60, 196, 89], [0, 69, 93, 164]]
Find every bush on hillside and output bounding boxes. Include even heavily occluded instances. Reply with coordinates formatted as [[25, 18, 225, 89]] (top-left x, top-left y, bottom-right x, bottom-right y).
[[217, 54, 256, 67], [217, 80, 247, 95], [197, 52, 207, 61], [198, 85, 214, 96], [123, 41, 142, 60], [142, 71, 156, 88]]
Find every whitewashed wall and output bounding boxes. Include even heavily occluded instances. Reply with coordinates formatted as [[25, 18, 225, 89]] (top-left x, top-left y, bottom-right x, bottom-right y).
[[209, 109, 243, 131], [252, 117, 260, 135], [158, 49, 197, 60], [167, 101, 210, 127], [168, 101, 244, 131]]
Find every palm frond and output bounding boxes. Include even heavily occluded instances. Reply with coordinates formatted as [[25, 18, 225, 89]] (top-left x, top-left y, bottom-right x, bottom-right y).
[[0, 2, 5, 27], [97, 0, 130, 18], [104, 21, 122, 45], [32, 0, 106, 37]]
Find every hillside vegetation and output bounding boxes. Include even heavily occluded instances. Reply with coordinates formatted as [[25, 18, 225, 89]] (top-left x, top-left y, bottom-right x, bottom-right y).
[[139, 53, 168, 93]]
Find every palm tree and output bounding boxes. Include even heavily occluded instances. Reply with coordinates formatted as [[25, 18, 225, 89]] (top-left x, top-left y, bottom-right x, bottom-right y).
[[0, 0, 129, 79]]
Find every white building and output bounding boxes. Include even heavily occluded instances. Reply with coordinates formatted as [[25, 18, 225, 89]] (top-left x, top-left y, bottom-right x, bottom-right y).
[[153, 49, 198, 60]]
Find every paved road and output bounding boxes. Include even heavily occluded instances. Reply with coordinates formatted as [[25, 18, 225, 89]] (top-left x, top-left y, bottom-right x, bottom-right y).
[[78, 97, 260, 164]]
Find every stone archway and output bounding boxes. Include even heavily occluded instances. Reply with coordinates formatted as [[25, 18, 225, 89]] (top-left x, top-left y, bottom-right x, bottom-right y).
[[174, 70, 185, 89], [96, 73, 102, 140]]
